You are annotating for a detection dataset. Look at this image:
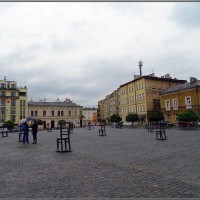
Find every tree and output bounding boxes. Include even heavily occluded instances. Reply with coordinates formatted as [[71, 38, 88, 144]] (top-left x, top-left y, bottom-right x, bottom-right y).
[[177, 110, 198, 122], [58, 120, 67, 125], [110, 114, 122, 123], [3, 120, 15, 130], [126, 114, 139, 124], [147, 111, 164, 122], [37, 119, 43, 125]]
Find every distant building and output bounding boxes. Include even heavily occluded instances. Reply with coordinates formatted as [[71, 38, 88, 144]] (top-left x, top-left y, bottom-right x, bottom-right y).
[[82, 107, 97, 125], [98, 74, 186, 122], [0, 78, 28, 126], [28, 98, 83, 129], [160, 77, 200, 124]]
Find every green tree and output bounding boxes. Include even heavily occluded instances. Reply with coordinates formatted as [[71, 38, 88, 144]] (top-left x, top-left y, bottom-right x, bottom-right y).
[[147, 111, 164, 122], [110, 114, 122, 123], [58, 120, 67, 125], [126, 113, 139, 124], [3, 120, 15, 130], [37, 119, 43, 125], [178, 110, 198, 122]]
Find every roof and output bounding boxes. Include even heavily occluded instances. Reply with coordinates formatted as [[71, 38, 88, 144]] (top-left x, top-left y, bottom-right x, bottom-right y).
[[28, 101, 82, 107], [161, 80, 200, 95], [120, 76, 186, 87], [83, 107, 97, 110]]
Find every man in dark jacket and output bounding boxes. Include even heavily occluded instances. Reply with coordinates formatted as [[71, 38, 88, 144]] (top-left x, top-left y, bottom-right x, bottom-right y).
[[31, 121, 38, 144], [22, 122, 29, 144]]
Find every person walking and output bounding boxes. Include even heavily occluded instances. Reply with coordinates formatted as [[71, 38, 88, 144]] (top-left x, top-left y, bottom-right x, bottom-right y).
[[88, 121, 91, 130], [31, 121, 38, 144], [22, 122, 29, 144]]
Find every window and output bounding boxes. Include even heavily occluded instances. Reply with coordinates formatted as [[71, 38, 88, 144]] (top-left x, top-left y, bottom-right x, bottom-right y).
[[0, 91, 6, 96], [11, 92, 16, 97], [173, 98, 178, 110], [31, 110, 34, 116], [11, 84, 16, 89], [185, 96, 192, 109], [165, 100, 170, 110], [11, 107, 15, 114], [185, 96, 191, 105], [1, 99, 6, 106], [51, 111, 54, 116], [11, 99, 16, 106], [0, 107, 6, 114], [58, 111, 60, 116], [69, 111, 71, 116], [35, 111, 38, 116], [1, 83, 6, 88], [75, 111, 77, 116], [43, 110, 46, 116], [61, 111, 64, 116]]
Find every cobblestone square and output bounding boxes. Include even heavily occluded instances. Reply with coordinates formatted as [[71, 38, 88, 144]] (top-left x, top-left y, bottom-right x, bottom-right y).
[[0, 126, 200, 198]]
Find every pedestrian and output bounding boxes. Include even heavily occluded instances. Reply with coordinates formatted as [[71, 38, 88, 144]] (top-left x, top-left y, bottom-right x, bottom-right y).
[[22, 122, 29, 144], [88, 121, 91, 130], [31, 121, 38, 144]]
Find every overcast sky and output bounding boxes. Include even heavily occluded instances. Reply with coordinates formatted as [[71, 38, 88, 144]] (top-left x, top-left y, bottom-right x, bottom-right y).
[[0, 2, 200, 107]]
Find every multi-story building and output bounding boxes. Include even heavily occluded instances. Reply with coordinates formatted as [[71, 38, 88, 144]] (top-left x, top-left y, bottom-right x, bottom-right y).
[[99, 73, 186, 122], [160, 77, 200, 124], [82, 107, 97, 125], [28, 98, 82, 129], [0, 78, 28, 126], [97, 99, 105, 122]]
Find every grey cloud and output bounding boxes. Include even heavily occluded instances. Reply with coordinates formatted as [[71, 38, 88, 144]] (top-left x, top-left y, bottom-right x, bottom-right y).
[[1, 44, 43, 64], [171, 3, 200, 29]]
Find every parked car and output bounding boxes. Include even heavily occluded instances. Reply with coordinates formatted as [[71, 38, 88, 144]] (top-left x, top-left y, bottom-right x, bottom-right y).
[[123, 122, 132, 127]]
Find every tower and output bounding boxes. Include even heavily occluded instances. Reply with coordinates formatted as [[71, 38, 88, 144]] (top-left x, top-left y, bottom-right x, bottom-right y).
[[139, 61, 143, 76]]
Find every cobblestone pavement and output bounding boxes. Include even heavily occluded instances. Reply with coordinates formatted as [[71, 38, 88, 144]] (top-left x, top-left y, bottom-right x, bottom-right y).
[[0, 126, 200, 198]]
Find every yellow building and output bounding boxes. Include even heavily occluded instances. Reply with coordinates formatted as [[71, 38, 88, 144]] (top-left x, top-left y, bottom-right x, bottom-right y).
[[118, 74, 186, 122], [28, 98, 83, 129], [99, 74, 186, 123], [160, 77, 200, 124], [0, 78, 28, 126]]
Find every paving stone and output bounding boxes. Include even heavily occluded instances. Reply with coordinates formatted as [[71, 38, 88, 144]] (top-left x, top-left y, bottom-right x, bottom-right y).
[[0, 127, 200, 197]]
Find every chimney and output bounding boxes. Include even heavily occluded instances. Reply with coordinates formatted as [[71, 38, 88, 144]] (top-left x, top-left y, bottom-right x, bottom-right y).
[[138, 61, 143, 76], [190, 77, 197, 83]]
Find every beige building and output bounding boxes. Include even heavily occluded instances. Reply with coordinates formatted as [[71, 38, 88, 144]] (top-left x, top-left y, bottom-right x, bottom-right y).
[[82, 107, 97, 125], [0, 78, 28, 126], [28, 98, 83, 129], [99, 74, 186, 122], [160, 77, 200, 124]]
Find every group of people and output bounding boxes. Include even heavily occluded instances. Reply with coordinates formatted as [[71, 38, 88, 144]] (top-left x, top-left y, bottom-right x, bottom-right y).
[[21, 121, 38, 144]]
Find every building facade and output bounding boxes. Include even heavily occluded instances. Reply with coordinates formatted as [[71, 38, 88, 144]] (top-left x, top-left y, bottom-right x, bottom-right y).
[[98, 74, 186, 122], [82, 107, 97, 125], [160, 77, 200, 124], [28, 98, 83, 129], [0, 78, 28, 126]]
